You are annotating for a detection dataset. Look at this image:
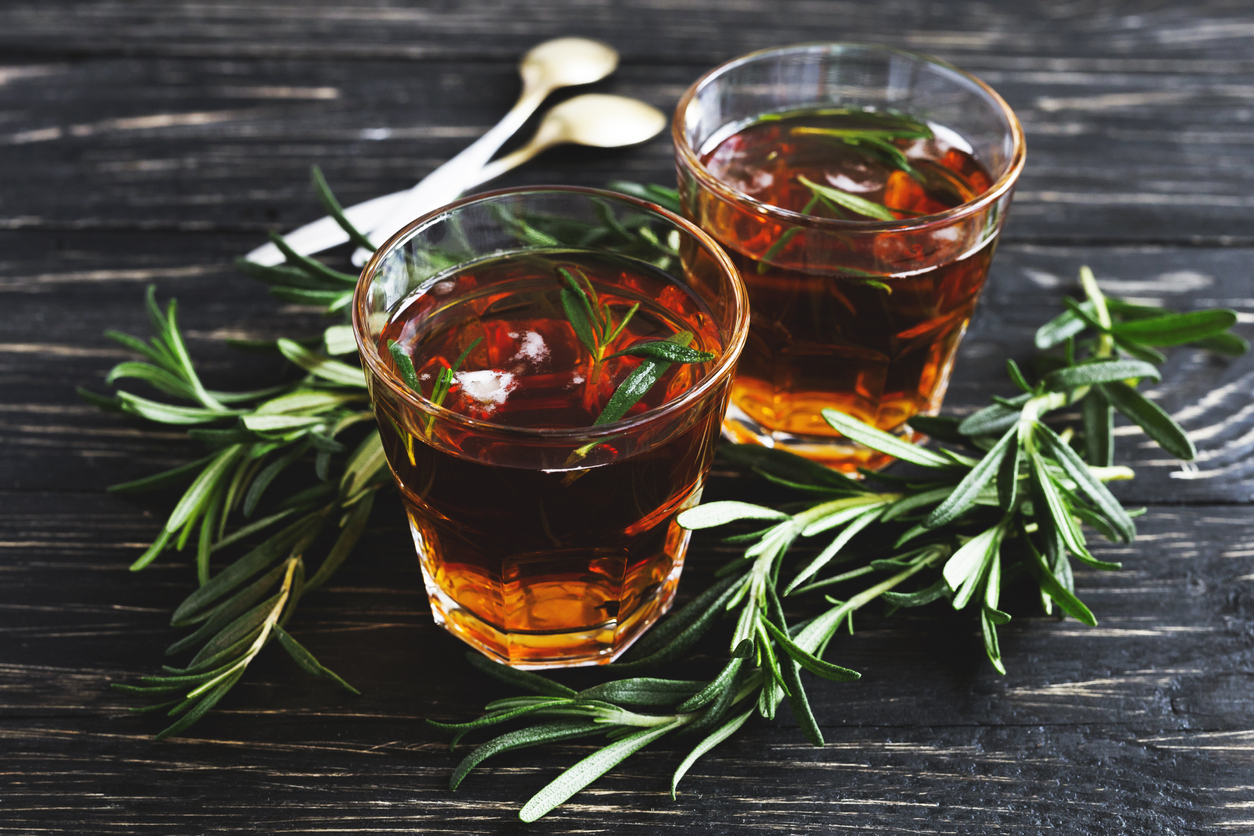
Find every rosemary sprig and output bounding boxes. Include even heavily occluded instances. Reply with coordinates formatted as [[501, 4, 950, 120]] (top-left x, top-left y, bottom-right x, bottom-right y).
[[95, 176, 695, 739], [429, 266, 1245, 818], [94, 175, 1246, 819], [94, 301, 388, 737], [559, 265, 641, 377], [94, 175, 391, 738], [232, 167, 366, 314]]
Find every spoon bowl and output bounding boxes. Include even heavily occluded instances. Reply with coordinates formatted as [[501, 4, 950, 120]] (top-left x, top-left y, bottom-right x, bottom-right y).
[[535, 93, 668, 149], [520, 38, 619, 93], [466, 94, 667, 188]]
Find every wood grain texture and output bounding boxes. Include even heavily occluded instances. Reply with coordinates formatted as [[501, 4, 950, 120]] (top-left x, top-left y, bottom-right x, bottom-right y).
[[2, 1, 1253, 832], [1, 29, 1253, 241], [3, 0, 1254, 65], [2, 490, 1252, 833]]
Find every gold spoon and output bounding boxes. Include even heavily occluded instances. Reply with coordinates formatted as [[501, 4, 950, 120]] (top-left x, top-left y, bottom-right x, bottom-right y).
[[247, 37, 619, 266], [460, 94, 667, 191], [338, 94, 666, 266], [360, 38, 622, 250]]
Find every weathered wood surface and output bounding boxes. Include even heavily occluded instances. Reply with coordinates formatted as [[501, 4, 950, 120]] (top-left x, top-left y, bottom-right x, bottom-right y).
[[2, 6, 1254, 242], [2, 1, 1252, 833]]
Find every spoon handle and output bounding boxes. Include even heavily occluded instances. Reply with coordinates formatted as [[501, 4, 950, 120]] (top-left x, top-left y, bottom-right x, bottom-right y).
[[358, 87, 549, 250], [467, 139, 551, 187], [244, 88, 549, 268], [242, 189, 404, 266]]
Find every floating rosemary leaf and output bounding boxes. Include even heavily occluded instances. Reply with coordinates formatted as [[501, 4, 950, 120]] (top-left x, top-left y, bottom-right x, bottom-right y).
[[796, 174, 896, 221], [594, 331, 714, 426], [791, 127, 926, 182]]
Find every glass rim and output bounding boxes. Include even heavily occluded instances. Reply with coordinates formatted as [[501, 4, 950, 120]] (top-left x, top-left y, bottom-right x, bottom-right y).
[[352, 184, 749, 443], [672, 41, 1027, 233]]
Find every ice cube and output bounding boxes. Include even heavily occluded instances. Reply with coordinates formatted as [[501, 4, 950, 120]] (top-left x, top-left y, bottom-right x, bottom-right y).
[[512, 330, 549, 365], [455, 370, 517, 412]]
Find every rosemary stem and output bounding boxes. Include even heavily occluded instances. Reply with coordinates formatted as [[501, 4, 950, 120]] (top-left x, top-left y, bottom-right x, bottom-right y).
[[1080, 266, 1114, 357], [800, 547, 945, 656], [786, 564, 877, 596]]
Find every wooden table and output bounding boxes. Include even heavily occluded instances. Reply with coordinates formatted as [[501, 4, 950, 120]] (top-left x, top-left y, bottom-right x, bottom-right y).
[[4, 2, 1252, 832]]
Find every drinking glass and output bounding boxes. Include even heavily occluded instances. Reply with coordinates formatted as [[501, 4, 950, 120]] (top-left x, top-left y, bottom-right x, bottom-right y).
[[673, 43, 1025, 470], [353, 187, 748, 668]]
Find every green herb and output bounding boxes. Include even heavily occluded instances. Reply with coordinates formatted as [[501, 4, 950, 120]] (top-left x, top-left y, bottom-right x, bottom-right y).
[[429, 264, 1244, 818], [796, 174, 897, 221], [91, 175, 393, 737], [789, 110, 931, 184], [558, 265, 641, 379], [88, 288, 385, 739], [792, 127, 926, 183], [387, 335, 483, 432], [605, 180, 684, 215], [593, 331, 714, 425], [92, 176, 1246, 820]]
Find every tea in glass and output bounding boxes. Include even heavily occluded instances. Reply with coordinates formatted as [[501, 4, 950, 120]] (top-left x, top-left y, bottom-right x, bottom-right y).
[[674, 44, 1025, 469], [354, 188, 747, 668]]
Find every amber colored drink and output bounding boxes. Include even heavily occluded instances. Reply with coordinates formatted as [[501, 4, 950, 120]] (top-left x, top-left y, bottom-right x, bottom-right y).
[[372, 250, 727, 668], [695, 108, 994, 470], [674, 44, 1025, 470]]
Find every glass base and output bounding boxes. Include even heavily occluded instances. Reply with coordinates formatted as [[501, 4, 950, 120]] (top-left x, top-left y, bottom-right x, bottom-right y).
[[721, 402, 924, 472], [411, 519, 690, 670]]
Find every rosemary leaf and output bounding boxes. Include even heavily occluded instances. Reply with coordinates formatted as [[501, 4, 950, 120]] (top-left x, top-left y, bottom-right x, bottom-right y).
[[265, 232, 358, 286], [671, 707, 754, 798], [559, 283, 600, 357], [923, 425, 1017, 529], [310, 166, 377, 253], [1111, 309, 1238, 346], [450, 721, 606, 791], [463, 652, 576, 698], [1022, 528, 1097, 626], [1041, 359, 1160, 391], [519, 719, 682, 823], [106, 453, 219, 495], [593, 330, 698, 426], [796, 174, 896, 221], [575, 678, 705, 706], [272, 624, 359, 695], [719, 443, 865, 492], [277, 339, 367, 388], [606, 341, 715, 364], [1033, 423, 1135, 542], [759, 619, 861, 683], [821, 408, 960, 470], [1100, 381, 1196, 461], [958, 393, 1031, 437], [881, 579, 950, 608]]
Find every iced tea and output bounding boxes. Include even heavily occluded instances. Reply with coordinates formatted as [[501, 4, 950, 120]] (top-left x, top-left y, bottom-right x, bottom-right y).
[[356, 189, 745, 669], [699, 107, 993, 469], [674, 45, 1025, 469]]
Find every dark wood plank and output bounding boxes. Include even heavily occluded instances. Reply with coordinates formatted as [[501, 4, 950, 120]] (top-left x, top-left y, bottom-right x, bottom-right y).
[[3, 2, 1253, 832], [2, 487, 1251, 832], [3, 0, 1254, 66], [0, 52, 1252, 241]]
